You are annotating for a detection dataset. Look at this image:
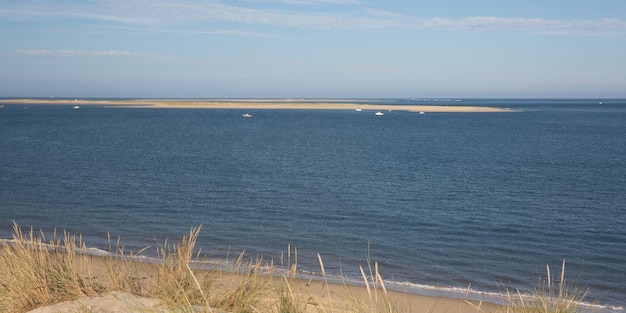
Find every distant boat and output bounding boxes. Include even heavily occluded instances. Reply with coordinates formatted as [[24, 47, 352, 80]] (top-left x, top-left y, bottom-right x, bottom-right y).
[[0, 105, 5, 109], [599, 101, 603, 105], [73, 105, 80, 109], [242, 113, 252, 118], [374, 111, 384, 116], [419, 111, 425, 115], [355, 108, 362, 112]]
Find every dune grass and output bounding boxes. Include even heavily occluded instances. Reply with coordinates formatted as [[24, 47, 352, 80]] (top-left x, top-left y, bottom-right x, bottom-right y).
[[0, 222, 99, 312], [505, 261, 592, 313], [0, 222, 593, 313]]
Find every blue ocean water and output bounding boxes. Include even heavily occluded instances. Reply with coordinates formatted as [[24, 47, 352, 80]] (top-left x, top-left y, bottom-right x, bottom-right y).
[[1, 99, 625, 310]]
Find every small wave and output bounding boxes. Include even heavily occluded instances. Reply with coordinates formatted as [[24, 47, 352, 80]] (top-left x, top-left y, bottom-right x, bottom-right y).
[[367, 279, 509, 305], [380, 279, 623, 313], [83, 247, 113, 256]]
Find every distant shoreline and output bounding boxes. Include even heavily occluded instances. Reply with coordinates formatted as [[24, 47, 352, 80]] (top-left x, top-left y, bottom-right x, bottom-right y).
[[0, 98, 514, 113]]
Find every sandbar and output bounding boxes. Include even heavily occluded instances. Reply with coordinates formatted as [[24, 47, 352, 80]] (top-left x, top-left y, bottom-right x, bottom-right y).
[[0, 98, 514, 113]]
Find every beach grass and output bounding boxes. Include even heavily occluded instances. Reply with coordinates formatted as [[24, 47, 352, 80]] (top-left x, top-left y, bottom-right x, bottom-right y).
[[0, 222, 590, 313], [505, 261, 592, 313], [0, 222, 99, 312]]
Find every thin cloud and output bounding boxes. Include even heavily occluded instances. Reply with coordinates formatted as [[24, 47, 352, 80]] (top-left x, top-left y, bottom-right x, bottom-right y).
[[18, 49, 134, 57], [0, 6, 155, 25], [3, 1, 626, 35], [0, 1, 455, 31], [420, 16, 626, 34], [103, 1, 410, 30]]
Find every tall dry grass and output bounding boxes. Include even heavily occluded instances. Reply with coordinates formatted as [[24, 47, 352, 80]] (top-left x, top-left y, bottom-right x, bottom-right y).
[[151, 225, 212, 310], [0, 222, 99, 313], [506, 260, 591, 313], [273, 245, 306, 313], [150, 225, 265, 312], [0, 222, 594, 313]]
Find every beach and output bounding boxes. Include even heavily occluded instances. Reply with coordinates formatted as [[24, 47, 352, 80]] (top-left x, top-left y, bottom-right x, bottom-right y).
[[0, 222, 506, 313], [0, 98, 513, 112], [23, 253, 505, 313]]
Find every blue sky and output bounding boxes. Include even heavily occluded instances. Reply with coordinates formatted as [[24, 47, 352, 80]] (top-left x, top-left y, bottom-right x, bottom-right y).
[[1, 0, 625, 98]]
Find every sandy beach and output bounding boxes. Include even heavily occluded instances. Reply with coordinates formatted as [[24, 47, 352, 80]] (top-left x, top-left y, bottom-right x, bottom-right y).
[[1, 223, 508, 313], [0, 98, 513, 113], [25, 253, 505, 313]]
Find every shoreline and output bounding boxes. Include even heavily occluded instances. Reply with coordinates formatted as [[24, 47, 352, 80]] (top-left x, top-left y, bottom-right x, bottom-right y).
[[0, 98, 514, 112], [1, 238, 506, 312], [2, 237, 616, 313], [1, 235, 505, 313], [32, 252, 506, 313]]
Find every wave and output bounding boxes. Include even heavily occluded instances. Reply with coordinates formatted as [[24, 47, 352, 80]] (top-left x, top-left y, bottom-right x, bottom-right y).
[[379, 279, 624, 313]]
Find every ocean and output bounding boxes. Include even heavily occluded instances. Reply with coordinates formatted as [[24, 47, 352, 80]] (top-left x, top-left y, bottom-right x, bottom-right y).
[[1, 98, 624, 311]]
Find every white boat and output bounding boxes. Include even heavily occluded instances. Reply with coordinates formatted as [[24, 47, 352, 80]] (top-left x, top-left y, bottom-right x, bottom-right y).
[[374, 111, 384, 116], [419, 111, 425, 115], [355, 108, 362, 112], [242, 113, 252, 118], [73, 105, 80, 109]]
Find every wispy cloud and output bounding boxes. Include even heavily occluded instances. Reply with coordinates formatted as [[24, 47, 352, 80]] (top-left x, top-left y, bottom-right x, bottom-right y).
[[101, 1, 418, 30], [2, 1, 626, 35], [420, 16, 626, 34], [103, 1, 355, 28], [18, 49, 134, 57]]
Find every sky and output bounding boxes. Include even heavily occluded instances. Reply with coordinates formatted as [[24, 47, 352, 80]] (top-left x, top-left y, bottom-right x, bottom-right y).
[[1, 0, 626, 98]]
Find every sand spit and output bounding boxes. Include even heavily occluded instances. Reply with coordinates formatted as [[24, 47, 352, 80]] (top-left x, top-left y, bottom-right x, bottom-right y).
[[0, 98, 514, 112]]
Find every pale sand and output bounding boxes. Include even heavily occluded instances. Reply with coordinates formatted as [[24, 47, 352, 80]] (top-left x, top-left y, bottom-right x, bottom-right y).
[[0, 98, 514, 113], [25, 254, 506, 313]]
